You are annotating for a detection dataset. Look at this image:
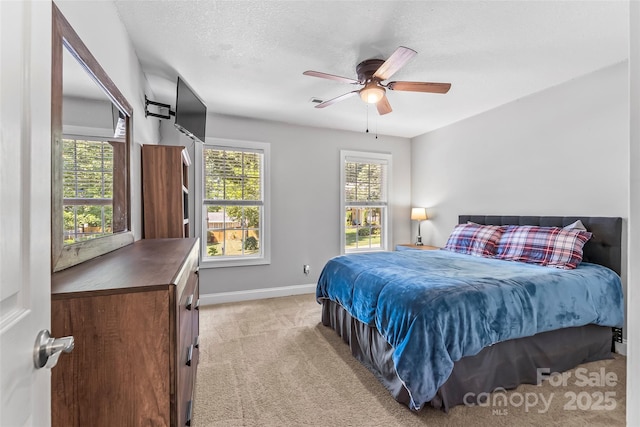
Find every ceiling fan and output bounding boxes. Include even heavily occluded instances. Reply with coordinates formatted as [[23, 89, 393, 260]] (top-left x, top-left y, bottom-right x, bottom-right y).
[[303, 46, 451, 115]]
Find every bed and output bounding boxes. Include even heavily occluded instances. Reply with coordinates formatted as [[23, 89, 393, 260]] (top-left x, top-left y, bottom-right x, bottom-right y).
[[316, 215, 624, 411]]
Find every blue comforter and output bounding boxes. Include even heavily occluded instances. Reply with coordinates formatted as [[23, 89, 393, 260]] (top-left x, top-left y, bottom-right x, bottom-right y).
[[316, 249, 624, 411]]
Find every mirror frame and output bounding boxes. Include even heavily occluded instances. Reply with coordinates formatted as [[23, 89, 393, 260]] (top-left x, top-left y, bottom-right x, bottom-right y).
[[52, 3, 133, 272]]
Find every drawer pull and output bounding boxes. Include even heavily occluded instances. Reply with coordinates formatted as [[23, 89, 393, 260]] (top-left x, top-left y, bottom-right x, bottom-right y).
[[195, 298, 200, 310], [194, 266, 199, 276], [186, 345, 193, 366], [194, 335, 200, 349], [185, 295, 193, 310], [185, 399, 193, 426]]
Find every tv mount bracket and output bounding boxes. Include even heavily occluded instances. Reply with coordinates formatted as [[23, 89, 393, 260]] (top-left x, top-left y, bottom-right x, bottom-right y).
[[144, 95, 175, 120]]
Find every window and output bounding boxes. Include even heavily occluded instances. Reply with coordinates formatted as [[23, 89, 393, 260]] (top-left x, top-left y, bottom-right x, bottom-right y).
[[341, 151, 391, 253], [198, 139, 270, 267], [62, 137, 116, 243]]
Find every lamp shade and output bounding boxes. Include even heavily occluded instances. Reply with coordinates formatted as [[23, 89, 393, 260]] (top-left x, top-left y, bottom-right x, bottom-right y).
[[359, 83, 385, 104], [411, 207, 428, 221]]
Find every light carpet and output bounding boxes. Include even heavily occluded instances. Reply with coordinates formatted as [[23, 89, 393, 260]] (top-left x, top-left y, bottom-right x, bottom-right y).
[[194, 294, 626, 426]]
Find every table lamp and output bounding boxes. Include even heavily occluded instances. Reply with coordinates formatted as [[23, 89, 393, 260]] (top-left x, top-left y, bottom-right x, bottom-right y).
[[411, 208, 428, 246]]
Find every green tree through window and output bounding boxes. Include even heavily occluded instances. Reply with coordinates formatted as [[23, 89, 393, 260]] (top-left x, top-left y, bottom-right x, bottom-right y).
[[203, 146, 264, 258], [62, 137, 114, 244], [342, 151, 390, 253]]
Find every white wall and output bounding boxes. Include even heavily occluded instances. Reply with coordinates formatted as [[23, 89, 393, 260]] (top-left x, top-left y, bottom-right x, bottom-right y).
[[627, 2, 639, 425], [55, 0, 163, 240], [160, 115, 411, 296], [411, 61, 629, 246], [62, 96, 114, 137]]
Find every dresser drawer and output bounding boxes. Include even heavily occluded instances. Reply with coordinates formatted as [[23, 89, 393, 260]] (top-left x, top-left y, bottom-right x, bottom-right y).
[[174, 241, 200, 301], [176, 255, 199, 426]]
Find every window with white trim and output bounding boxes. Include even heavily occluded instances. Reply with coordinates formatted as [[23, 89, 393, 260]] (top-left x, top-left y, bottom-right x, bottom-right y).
[[62, 136, 124, 243], [200, 140, 270, 266], [341, 151, 391, 253]]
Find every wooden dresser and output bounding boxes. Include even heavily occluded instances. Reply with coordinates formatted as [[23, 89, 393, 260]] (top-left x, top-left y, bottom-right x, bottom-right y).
[[51, 238, 200, 427]]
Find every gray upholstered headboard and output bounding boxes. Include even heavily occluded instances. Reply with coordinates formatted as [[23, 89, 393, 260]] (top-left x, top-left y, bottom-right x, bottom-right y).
[[458, 215, 622, 275]]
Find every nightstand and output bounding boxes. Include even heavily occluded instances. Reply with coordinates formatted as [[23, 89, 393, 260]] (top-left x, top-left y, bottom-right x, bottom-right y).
[[396, 244, 440, 251]]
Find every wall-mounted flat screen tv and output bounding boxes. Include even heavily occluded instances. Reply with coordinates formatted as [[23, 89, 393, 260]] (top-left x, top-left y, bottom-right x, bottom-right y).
[[174, 77, 207, 143]]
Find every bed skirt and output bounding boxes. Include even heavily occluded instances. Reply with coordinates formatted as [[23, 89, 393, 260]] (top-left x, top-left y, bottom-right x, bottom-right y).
[[321, 299, 613, 412]]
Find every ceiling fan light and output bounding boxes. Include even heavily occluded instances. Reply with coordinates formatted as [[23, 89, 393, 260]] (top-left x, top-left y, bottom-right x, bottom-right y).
[[359, 84, 385, 104]]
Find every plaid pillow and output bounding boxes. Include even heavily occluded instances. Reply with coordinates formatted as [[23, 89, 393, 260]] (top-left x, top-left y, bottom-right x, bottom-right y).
[[495, 225, 592, 269], [443, 223, 505, 257]]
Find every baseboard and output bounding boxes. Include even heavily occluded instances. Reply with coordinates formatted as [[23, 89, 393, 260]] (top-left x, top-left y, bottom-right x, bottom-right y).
[[200, 283, 316, 305], [614, 339, 627, 356]]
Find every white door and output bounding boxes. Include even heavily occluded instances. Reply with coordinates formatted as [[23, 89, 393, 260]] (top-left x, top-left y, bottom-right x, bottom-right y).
[[1, 1, 53, 426]]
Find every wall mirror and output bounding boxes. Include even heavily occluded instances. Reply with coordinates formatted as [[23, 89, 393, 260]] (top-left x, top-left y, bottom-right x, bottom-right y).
[[52, 3, 133, 272]]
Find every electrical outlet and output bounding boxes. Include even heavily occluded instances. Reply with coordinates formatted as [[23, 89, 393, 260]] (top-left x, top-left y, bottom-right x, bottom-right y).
[[303, 265, 310, 275]]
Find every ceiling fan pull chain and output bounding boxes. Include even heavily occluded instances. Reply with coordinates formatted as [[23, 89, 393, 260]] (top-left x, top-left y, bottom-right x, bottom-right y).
[[375, 114, 378, 139], [365, 104, 370, 133]]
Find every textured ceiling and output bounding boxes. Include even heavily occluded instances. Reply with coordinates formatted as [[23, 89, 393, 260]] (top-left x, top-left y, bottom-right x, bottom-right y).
[[112, 0, 629, 138]]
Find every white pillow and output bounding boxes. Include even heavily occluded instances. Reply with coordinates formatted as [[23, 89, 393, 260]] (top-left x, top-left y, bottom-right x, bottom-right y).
[[563, 220, 587, 231]]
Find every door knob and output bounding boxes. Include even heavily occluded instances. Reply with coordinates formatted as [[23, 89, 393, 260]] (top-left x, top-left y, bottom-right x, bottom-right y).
[[33, 329, 74, 369]]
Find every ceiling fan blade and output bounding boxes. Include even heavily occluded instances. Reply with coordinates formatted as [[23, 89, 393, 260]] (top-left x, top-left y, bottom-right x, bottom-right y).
[[373, 46, 417, 81], [376, 95, 392, 115], [303, 70, 359, 84], [315, 91, 359, 108], [387, 81, 451, 94]]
